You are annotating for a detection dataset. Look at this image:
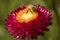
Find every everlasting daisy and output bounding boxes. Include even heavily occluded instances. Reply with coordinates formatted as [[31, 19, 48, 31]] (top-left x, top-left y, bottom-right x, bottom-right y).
[[5, 4, 52, 40]]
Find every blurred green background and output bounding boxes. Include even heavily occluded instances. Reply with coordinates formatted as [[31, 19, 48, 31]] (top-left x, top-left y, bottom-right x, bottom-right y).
[[0, 0, 60, 40]]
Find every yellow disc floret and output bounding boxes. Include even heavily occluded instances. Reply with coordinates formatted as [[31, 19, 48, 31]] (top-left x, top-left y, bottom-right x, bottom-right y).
[[16, 6, 38, 23]]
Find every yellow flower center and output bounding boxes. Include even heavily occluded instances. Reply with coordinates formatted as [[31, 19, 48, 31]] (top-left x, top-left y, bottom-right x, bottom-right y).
[[16, 7, 38, 23]]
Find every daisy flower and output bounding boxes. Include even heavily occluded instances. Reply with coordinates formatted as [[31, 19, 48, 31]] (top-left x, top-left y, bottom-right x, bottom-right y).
[[5, 4, 52, 40]]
